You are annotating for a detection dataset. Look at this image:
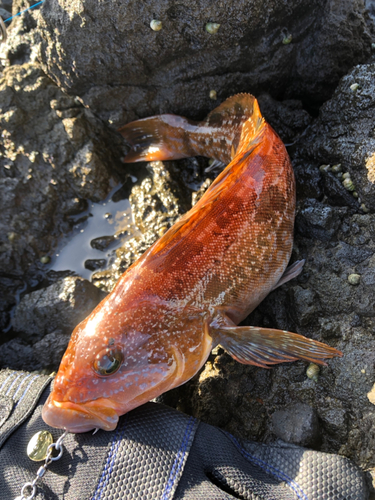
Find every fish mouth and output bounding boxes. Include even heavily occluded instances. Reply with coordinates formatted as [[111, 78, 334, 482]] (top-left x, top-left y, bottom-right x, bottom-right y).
[[42, 394, 121, 433]]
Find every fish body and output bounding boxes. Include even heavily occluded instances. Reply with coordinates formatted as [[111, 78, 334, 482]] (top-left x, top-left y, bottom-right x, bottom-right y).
[[42, 94, 341, 433]]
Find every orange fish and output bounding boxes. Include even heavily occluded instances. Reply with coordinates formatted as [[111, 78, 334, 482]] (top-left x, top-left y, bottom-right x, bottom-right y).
[[42, 94, 342, 433]]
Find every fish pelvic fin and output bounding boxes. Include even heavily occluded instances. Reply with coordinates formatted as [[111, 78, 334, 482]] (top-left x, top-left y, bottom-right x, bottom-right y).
[[119, 114, 199, 163], [271, 259, 305, 291], [212, 325, 342, 368]]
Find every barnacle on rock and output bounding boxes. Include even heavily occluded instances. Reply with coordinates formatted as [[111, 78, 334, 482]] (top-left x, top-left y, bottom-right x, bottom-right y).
[[150, 19, 162, 31], [319, 164, 331, 173], [348, 274, 360, 285], [205, 22, 220, 34], [331, 164, 342, 173], [282, 33, 293, 45], [306, 363, 320, 382], [342, 177, 355, 191]]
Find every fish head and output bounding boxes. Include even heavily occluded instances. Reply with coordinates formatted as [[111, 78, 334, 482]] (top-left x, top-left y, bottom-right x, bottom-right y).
[[42, 304, 183, 433]]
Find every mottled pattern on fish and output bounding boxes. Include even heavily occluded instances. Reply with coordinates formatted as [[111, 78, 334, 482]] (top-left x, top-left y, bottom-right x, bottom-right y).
[[42, 94, 342, 433]]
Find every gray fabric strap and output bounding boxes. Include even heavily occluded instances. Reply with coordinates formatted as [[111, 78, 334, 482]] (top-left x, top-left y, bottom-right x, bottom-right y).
[[241, 439, 368, 500], [92, 403, 199, 500], [0, 369, 52, 449]]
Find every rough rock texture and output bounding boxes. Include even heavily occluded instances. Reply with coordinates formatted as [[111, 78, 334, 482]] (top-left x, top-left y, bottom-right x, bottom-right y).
[[0, 62, 124, 330], [37, 0, 373, 126], [11, 276, 106, 341], [297, 62, 375, 213], [1, 277, 106, 371]]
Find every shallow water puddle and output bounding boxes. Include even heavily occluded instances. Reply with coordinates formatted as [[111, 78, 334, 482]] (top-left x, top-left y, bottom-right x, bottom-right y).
[[49, 183, 139, 280]]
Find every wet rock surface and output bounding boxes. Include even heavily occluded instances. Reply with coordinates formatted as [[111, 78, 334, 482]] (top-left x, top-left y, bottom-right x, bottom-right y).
[[36, 0, 372, 125], [0, 0, 375, 485]]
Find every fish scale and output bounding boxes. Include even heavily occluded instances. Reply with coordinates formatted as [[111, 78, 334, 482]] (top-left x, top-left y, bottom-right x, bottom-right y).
[[42, 94, 342, 433]]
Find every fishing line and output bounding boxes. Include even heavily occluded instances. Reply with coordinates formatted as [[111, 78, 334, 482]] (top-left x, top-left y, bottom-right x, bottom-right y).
[[1, 0, 45, 43]]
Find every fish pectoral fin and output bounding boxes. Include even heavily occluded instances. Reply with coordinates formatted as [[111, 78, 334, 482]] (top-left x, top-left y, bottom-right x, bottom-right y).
[[212, 325, 342, 368], [271, 259, 305, 291]]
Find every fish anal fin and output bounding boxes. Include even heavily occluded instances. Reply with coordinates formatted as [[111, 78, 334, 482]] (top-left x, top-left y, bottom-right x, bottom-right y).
[[211, 324, 342, 368], [271, 259, 305, 291]]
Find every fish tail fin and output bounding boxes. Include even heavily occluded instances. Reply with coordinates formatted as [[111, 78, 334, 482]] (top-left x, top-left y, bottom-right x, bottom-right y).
[[213, 325, 342, 368], [119, 114, 198, 163]]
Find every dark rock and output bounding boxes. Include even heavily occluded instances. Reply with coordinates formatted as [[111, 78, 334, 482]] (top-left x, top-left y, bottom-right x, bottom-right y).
[[319, 406, 348, 442], [11, 276, 106, 341], [293, 162, 323, 200], [296, 199, 347, 241], [61, 197, 89, 217], [0, 7, 11, 19], [90, 236, 115, 251], [84, 258, 107, 271], [36, 0, 372, 126], [0, 275, 24, 332], [32, 330, 70, 371], [296, 63, 375, 213], [289, 286, 319, 326], [0, 338, 40, 371], [271, 403, 320, 447], [321, 171, 361, 209], [258, 94, 313, 144], [0, 0, 13, 11]]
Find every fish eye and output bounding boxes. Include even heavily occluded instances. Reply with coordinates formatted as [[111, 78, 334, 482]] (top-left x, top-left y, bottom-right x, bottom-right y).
[[93, 346, 123, 376]]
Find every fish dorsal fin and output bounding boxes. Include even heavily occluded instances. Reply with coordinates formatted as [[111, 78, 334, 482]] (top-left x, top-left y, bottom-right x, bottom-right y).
[[203, 94, 265, 159], [204, 93, 258, 124]]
